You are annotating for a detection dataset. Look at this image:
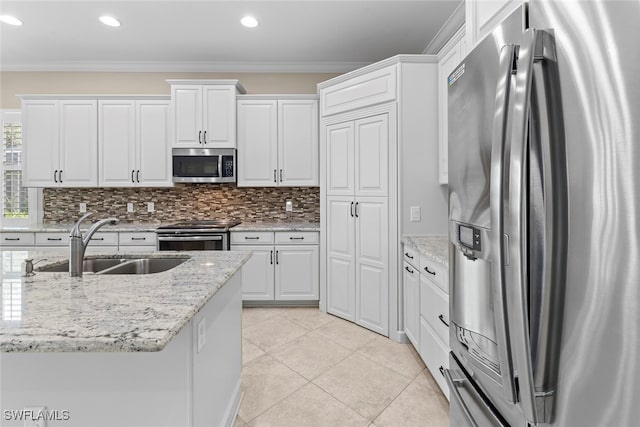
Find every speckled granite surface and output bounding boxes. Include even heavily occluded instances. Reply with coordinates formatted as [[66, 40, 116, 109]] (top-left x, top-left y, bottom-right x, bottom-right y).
[[0, 223, 165, 233], [232, 222, 320, 232], [0, 250, 251, 353], [402, 235, 449, 267]]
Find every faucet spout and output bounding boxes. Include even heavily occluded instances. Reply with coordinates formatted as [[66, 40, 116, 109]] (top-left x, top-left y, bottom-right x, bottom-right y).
[[69, 213, 120, 277]]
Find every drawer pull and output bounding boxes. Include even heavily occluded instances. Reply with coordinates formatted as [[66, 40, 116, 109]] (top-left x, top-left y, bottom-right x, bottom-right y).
[[4, 237, 20, 241], [289, 237, 305, 240], [270, 250, 273, 265], [424, 266, 436, 276], [438, 314, 449, 328], [47, 237, 62, 241], [244, 236, 260, 240], [439, 366, 445, 377], [404, 252, 414, 259], [91, 237, 105, 241], [131, 237, 147, 241], [405, 266, 415, 274]]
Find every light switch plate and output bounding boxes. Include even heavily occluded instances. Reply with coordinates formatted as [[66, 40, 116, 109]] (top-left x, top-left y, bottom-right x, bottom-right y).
[[79, 203, 86, 213], [147, 202, 154, 213], [127, 203, 134, 213], [410, 206, 421, 222], [285, 200, 293, 212]]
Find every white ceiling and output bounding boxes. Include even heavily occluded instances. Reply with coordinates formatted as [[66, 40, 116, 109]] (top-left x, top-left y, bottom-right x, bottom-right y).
[[0, 0, 462, 73]]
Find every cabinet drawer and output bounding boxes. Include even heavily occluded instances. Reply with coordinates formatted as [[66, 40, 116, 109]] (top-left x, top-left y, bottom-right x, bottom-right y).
[[0, 232, 35, 246], [320, 65, 397, 116], [420, 316, 450, 399], [119, 232, 156, 246], [420, 255, 448, 293], [230, 232, 274, 245], [403, 245, 418, 267], [274, 231, 318, 245], [87, 232, 118, 246], [35, 232, 69, 246], [420, 275, 449, 346]]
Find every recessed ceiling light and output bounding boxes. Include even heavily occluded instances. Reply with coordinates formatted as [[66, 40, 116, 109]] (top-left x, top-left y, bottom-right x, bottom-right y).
[[0, 15, 23, 26], [240, 16, 258, 28], [99, 15, 121, 27]]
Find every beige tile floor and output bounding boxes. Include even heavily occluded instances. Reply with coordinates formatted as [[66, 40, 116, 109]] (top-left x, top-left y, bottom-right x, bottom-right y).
[[235, 307, 449, 427]]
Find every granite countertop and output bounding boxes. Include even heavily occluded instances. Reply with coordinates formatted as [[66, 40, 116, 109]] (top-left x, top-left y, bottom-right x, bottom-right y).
[[0, 222, 166, 233], [232, 222, 320, 232], [0, 249, 251, 353], [402, 235, 449, 267]]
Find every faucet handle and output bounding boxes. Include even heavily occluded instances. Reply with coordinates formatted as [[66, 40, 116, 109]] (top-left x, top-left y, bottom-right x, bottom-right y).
[[70, 212, 93, 237]]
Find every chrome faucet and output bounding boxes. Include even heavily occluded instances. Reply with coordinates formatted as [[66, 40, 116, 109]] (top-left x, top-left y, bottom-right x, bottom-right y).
[[69, 213, 119, 277]]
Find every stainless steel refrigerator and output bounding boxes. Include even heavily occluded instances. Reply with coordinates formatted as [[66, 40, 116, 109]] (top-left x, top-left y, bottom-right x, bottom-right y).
[[446, 1, 640, 426]]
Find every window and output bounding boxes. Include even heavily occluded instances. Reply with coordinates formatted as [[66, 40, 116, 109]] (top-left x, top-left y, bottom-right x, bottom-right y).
[[1, 110, 40, 227]]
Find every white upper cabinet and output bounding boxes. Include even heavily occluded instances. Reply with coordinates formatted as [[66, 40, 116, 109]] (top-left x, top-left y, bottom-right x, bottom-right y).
[[326, 121, 355, 195], [466, 0, 523, 48], [237, 96, 318, 187], [169, 80, 245, 148], [23, 99, 97, 187], [99, 99, 171, 187], [355, 114, 388, 196]]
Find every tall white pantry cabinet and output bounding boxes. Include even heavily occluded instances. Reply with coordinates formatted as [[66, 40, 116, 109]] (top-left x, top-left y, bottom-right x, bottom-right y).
[[318, 55, 448, 340]]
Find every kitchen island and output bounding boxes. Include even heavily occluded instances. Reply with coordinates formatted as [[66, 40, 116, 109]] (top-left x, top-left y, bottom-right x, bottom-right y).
[[0, 250, 251, 427]]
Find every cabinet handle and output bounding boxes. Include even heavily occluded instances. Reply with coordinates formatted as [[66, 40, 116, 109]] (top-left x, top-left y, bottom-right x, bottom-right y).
[[136, 170, 140, 183], [405, 266, 414, 274], [279, 169, 283, 182], [275, 250, 279, 264], [244, 236, 259, 240], [4, 237, 20, 241], [405, 252, 414, 259], [424, 266, 436, 276], [198, 130, 202, 144], [203, 131, 207, 144], [90, 237, 105, 241], [59, 170, 63, 183], [270, 250, 273, 265], [439, 366, 445, 377], [47, 237, 62, 241], [289, 237, 304, 240], [354, 202, 359, 218], [350, 202, 354, 217], [131, 170, 135, 183], [438, 314, 449, 328], [130, 237, 147, 241], [273, 169, 277, 183], [54, 170, 58, 183]]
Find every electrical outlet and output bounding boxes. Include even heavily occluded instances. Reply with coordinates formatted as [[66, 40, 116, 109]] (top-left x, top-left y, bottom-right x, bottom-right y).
[[147, 202, 155, 213], [410, 206, 421, 222], [285, 200, 293, 212], [127, 203, 134, 213], [197, 318, 206, 353], [79, 203, 87, 213], [23, 406, 47, 427]]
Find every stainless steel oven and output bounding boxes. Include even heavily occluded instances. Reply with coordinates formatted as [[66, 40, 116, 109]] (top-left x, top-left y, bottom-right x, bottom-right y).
[[156, 220, 240, 251]]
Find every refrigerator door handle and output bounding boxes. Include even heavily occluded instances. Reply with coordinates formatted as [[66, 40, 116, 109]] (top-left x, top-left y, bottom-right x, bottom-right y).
[[443, 369, 479, 427], [489, 43, 518, 404], [508, 28, 566, 425]]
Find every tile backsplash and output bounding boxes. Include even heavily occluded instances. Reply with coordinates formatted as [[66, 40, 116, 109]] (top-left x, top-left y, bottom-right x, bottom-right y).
[[43, 184, 319, 223]]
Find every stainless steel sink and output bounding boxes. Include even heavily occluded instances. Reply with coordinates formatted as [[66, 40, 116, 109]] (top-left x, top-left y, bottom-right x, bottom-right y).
[[36, 257, 188, 275], [37, 258, 128, 273], [98, 258, 188, 275]]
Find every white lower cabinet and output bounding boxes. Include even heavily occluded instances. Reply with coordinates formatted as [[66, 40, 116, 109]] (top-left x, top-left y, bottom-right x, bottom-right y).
[[420, 316, 450, 399], [403, 261, 420, 348], [231, 231, 319, 302]]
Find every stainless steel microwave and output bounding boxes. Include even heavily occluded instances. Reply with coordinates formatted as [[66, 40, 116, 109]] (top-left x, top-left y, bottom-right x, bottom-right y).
[[172, 148, 236, 183]]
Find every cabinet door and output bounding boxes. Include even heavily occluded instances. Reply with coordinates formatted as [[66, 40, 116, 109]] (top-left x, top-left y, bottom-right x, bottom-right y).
[[355, 114, 388, 197], [172, 85, 203, 147], [59, 100, 98, 187], [231, 245, 275, 300], [202, 85, 236, 148], [355, 197, 388, 335], [403, 261, 420, 348], [22, 100, 59, 187], [326, 197, 356, 321], [278, 99, 319, 186], [438, 37, 463, 185], [326, 121, 354, 196], [237, 100, 278, 187], [99, 100, 136, 187], [275, 245, 319, 300], [137, 100, 172, 186]]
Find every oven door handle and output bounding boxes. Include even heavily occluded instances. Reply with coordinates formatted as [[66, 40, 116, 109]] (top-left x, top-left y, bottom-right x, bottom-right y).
[[157, 235, 224, 242]]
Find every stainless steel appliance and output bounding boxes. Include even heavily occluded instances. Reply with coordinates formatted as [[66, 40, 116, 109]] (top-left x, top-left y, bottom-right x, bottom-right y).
[[172, 148, 236, 183], [156, 219, 240, 251], [447, 1, 640, 426]]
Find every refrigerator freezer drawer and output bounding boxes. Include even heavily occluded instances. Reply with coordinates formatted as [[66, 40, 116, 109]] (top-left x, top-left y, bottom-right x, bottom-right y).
[[420, 316, 450, 400], [420, 274, 450, 346]]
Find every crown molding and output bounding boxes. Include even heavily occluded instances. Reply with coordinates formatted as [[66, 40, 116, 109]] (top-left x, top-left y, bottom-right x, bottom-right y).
[[423, 0, 465, 55], [0, 61, 370, 74]]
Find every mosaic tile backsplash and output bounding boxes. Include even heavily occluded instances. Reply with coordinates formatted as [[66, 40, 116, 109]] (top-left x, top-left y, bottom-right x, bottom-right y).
[[43, 184, 320, 224]]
